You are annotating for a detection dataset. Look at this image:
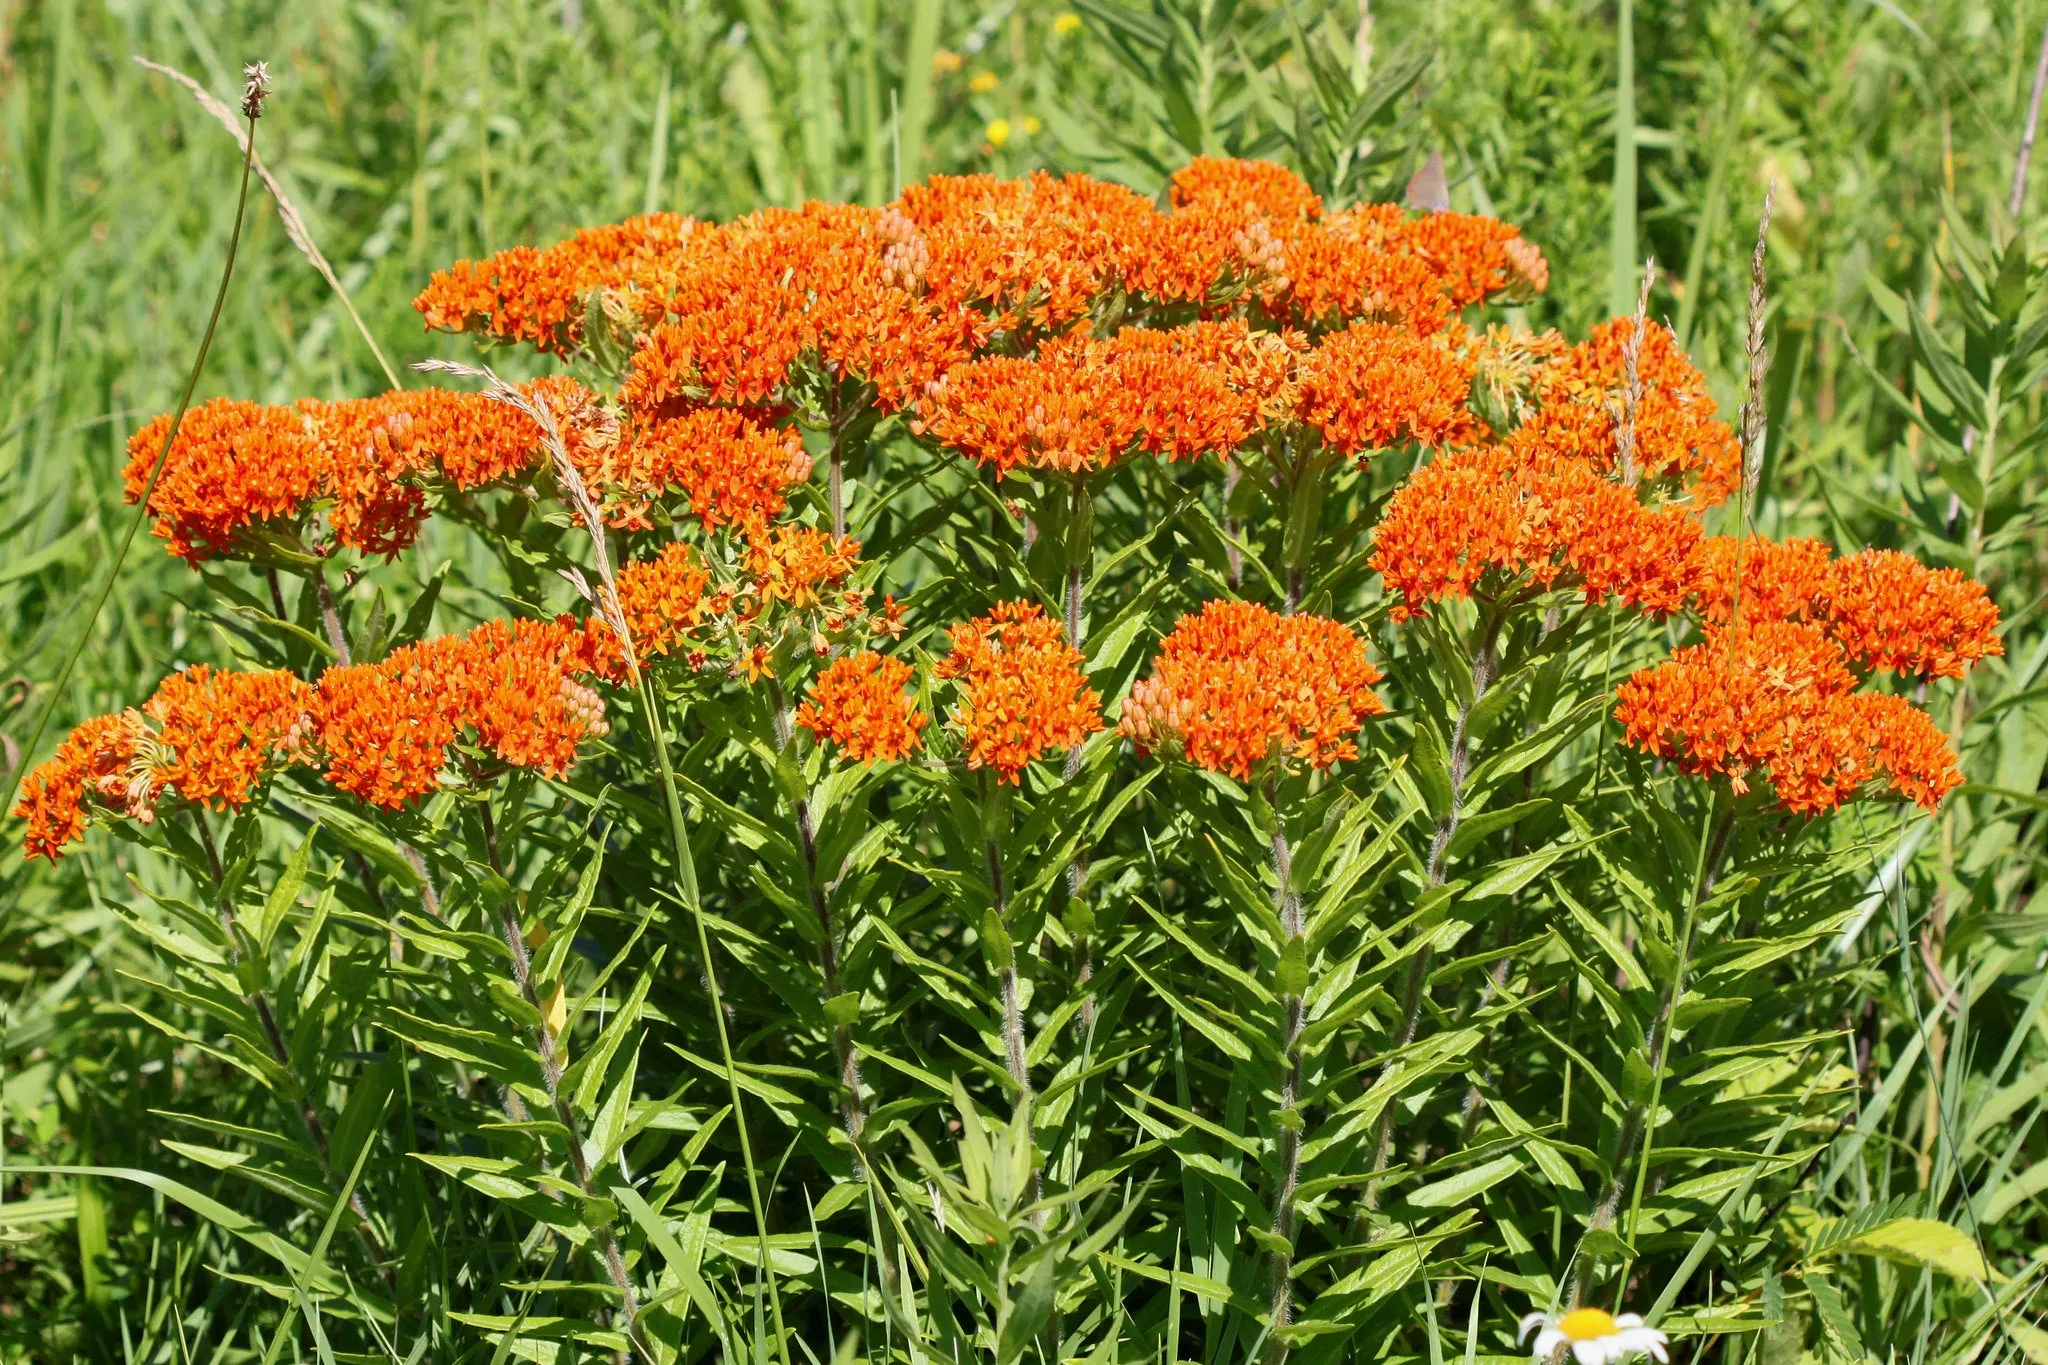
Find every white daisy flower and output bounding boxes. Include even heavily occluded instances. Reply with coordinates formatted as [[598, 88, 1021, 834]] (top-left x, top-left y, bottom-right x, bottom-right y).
[[1519, 1308, 1670, 1365]]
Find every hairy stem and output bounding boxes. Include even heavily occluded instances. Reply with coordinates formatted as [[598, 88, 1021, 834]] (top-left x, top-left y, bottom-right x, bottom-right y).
[[1265, 792, 1308, 1362], [1573, 797, 1736, 1305], [1362, 618, 1502, 1211], [191, 812, 391, 1275], [1062, 475, 1096, 1033], [313, 567, 351, 666], [476, 801, 648, 1356], [766, 685, 872, 1154], [985, 827, 1030, 1099]]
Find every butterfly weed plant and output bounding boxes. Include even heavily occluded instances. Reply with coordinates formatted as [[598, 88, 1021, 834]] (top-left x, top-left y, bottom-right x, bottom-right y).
[[4, 139, 2041, 1365]]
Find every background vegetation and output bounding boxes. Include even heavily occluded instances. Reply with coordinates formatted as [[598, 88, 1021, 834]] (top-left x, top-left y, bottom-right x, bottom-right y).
[[3, 0, 2048, 1360]]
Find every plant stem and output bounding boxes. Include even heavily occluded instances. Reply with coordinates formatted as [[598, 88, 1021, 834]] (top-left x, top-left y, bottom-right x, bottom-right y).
[[475, 800, 650, 1359], [0, 100, 259, 829], [313, 566, 351, 665], [636, 673, 790, 1361], [1062, 474, 1096, 1033], [190, 812, 390, 1275], [984, 818, 1030, 1100], [766, 684, 871, 1154], [1362, 616, 1501, 1211], [1574, 794, 1736, 1305], [828, 385, 847, 540], [1265, 786, 1308, 1361]]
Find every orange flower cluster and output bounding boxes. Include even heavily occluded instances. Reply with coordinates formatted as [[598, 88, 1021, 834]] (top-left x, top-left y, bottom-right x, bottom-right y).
[[125, 401, 334, 564], [413, 213, 699, 353], [1120, 600, 1387, 778], [1515, 318, 1741, 506], [914, 327, 1268, 475], [1691, 538, 2003, 680], [128, 379, 810, 566], [578, 408, 811, 533], [1369, 443, 1704, 622], [15, 667, 314, 860], [1296, 321, 1481, 456], [796, 652, 927, 763], [1615, 621, 1961, 814], [935, 601, 1104, 782], [312, 615, 612, 809], [611, 541, 712, 666], [620, 200, 974, 418]]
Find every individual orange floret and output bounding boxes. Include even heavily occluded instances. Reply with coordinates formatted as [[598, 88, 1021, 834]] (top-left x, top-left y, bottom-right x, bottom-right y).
[[796, 652, 928, 763], [1369, 444, 1704, 621], [15, 713, 145, 860], [413, 212, 699, 353], [1614, 621, 1961, 814], [1816, 549, 2003, 681], [935, 600, 1104, 783], [583, 410, 810, 533], [125, 399, 327, 564], [610, 541, 713, 669], [1120, 600, 1386, 779], [1295, 321, 1481, 456]]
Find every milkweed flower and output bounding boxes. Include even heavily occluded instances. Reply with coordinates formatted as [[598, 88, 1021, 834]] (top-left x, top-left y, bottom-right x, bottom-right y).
[[1614, 621, 1961, 815], [936, 601, 1103, 783], [312, 616, 612, 809], [915, 325, 1271, 475], [413, 212, 700, 353], [124, 399, 329, 564], [1526, 318, 1740, 506], [1812, 548, 2002, 680], [14, 668, 314, 860], [1690, 539, 2002, 680], [1518, 1309, 1668, 1365], [1369, 444, 1703, 622], [582, 410, 810, 533], [1295, 321, 1481, 456], [796, 652, 928, 763], [610, 541, 713, 668], [1120, 600, 1386, 779]]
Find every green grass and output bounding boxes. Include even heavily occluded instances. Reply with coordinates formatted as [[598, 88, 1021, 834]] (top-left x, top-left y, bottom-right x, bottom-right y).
[[4, 0, 2048, 1360]]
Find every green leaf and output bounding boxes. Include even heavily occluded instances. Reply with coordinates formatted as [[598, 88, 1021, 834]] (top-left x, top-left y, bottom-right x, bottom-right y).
[[251, 824, 317, 955], [1404, 1153, 1521, 1208], [1838, 1217, 2002, 1282]]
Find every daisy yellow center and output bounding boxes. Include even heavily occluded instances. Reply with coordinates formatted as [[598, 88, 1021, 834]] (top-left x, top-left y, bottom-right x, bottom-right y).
[[1557, 1309, 1619, 1342]]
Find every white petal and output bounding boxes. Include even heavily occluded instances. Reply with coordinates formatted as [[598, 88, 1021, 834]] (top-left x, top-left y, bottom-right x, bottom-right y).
[[1617, 1328, 1669, 1362], [1532, 1328, 1566, 1359], [1572, 1341, 1611, 1365], [1520, 1313, 1552, 1344], [1612, 1315, 1644, 1329]]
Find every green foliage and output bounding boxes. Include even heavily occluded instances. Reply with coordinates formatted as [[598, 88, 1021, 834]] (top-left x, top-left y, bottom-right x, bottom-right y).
[[4, 1, 2048, 1362]]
